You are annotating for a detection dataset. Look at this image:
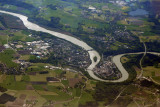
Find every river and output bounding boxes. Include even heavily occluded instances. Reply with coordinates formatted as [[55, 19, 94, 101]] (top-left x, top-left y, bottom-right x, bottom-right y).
[[1, 10, 159, 83]]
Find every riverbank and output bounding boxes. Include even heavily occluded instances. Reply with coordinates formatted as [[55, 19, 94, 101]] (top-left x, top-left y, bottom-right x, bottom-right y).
[[1, 10, 160, 83]]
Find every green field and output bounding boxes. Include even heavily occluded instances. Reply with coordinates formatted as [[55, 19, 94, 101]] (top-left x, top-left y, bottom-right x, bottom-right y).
[[9, 31, 35, 42], [79, 91, 94, 105], [0, 49, 18, 68], [152, 76, 160, 84], [0, 75, 26, 90], [0, 35, 8, 45], [143, 66, 160, 77], [0, 63, 93, 106]]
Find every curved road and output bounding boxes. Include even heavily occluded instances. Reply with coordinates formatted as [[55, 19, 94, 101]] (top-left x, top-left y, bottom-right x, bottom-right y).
[[1, 10, 160, 82]]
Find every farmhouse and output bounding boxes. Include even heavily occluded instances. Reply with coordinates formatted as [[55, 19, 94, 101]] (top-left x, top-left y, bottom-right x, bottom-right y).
[[46, 77, 60, 83]]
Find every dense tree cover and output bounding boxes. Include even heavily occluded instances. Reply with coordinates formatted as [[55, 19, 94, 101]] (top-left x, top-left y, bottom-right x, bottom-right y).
[[62, 0, 110, 3], [80, 68, 93, 79], [0, 14, 27, 29], [146, 42, 160, 52], [1, 0, 160, 56], [0, 93, 16, 104], [79, 101, 98, 107], [0, 16, 7, 28], [0, 0, 36, 11], [29, 16, 63, 29], [49, 17, 63, 28], [148, 16, 160, 34], [103, 45, 143, 57], [0, 0, 38, 16], [47, 4, 57, 10], [0, 0, 146, 57], [122, 54, 142, 82], [0, 86, 7, 92], [139, 1, 151, 12], [142, 53, 160, 67], [93, 82, 124, 104], [142, 1, 160, 35]]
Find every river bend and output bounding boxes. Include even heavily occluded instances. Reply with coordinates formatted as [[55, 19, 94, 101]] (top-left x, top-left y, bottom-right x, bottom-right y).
[[2, 10, 158, 82]]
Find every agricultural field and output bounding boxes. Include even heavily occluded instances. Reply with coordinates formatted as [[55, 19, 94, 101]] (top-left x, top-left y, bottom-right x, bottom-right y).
[[143, 66, 160, 77], [0, 49, 18, 68], [9, 30, 35, 42], [16, 0, 123, 32], [0, 0, 151, 57], [139, 36, 160, 42], [0, 29, 36, 69], [0, 63, 96, 106], [143, 65, 160, 84], [121, 56, 129, 63], [141, 54, 160, 84], [0, 35, 8, 45], [0, 0, 160, 106]]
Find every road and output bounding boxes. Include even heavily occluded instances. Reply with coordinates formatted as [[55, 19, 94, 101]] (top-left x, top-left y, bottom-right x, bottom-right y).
[[0, 10, 160, 83], [138, 42, 147, 79]]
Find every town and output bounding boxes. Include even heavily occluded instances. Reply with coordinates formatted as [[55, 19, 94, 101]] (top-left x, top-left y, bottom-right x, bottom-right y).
[[93, 56, 122, 80], [1, 0, 160, 107], [0, 28, 122, 80], [4, 30, 92, 70]]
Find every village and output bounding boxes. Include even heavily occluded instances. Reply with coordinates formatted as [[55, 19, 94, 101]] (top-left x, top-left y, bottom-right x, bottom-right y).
[[0, 30, 91, 71], [1, 0, 160, 106], [93, 56, 122, 80], [0, 28, 122, 80]]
